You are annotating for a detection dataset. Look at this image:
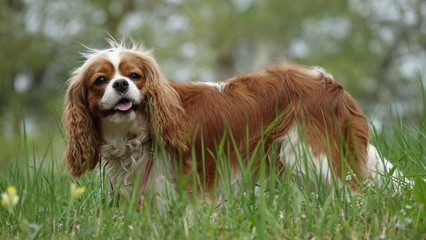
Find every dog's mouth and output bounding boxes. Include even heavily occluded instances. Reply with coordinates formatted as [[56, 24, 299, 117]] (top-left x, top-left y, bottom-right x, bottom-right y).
[[102, 98, 138, 115], [114, 98, 133, 111]]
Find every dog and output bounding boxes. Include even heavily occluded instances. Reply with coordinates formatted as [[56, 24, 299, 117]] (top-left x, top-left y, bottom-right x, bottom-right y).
[[63, 40, 400, 205]]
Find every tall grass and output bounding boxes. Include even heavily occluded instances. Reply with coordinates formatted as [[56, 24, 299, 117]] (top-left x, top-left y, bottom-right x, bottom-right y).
[[1, 97, 425, 239]]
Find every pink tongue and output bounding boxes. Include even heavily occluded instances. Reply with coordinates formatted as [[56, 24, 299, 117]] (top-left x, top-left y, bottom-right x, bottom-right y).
[[114, 101, 133, 111]]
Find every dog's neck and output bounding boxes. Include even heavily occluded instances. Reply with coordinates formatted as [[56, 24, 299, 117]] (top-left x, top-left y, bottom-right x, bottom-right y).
[[100, 112, 149, 145]]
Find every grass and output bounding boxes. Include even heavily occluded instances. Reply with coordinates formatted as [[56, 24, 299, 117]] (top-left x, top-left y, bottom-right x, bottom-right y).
[[1, 103, 426, 239]]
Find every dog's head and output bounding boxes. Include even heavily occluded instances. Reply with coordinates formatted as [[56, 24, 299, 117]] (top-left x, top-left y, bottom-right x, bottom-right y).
[[63, 40, 186, 177]]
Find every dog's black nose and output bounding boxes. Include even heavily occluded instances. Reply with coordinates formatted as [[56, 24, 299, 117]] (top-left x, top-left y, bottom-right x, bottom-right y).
[[113, 79, 129, 93]]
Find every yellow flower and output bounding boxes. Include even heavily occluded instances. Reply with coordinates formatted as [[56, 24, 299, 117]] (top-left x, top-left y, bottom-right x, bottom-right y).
[[70, 183, 86, 199], [1, 186, 19, 213]]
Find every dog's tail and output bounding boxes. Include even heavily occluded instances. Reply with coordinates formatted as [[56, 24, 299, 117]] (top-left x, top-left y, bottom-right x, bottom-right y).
[[366, 144, 412, 188]]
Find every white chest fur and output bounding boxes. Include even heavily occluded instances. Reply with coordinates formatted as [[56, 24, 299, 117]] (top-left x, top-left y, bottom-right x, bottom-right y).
[[100, 113, 175, 205]]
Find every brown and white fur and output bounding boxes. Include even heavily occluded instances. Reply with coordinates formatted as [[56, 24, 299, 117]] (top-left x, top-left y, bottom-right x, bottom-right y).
[[63, 40, 402, 205]]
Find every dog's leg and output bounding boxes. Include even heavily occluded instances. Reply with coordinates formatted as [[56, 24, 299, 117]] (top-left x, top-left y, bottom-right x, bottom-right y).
[[366, 144, 412, 187], [279, 126, 335, 188], [278, 127, 413, 190]]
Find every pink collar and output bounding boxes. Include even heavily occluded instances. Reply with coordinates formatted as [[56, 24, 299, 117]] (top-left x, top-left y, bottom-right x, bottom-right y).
[[139, 144, 155, 194], [141, 156, 154, 189]]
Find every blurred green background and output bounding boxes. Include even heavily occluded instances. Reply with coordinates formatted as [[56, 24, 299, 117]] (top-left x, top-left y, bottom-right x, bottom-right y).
[[0, 0, 425, 175]]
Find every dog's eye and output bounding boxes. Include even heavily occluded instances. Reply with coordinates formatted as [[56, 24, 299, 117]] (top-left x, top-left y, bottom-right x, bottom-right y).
[[129, 73, 141, 80], [95, 76, 107, 85]]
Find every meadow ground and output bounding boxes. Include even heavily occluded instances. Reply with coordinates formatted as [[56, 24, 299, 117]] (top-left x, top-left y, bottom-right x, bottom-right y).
[[1, 101, 425, 239]]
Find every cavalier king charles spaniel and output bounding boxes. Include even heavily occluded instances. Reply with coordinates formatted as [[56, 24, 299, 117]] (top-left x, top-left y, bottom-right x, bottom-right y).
[[64, 40, 401, 205]]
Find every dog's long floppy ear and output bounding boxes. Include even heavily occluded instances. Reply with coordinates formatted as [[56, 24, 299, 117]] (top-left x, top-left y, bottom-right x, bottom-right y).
[[142, 57, 187, 150], [63, 71, 101, 177]]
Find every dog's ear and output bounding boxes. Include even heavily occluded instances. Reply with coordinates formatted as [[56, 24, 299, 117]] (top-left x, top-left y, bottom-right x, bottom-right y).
[[63, 70, 101, 177], [142, 58, 187, 150]]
